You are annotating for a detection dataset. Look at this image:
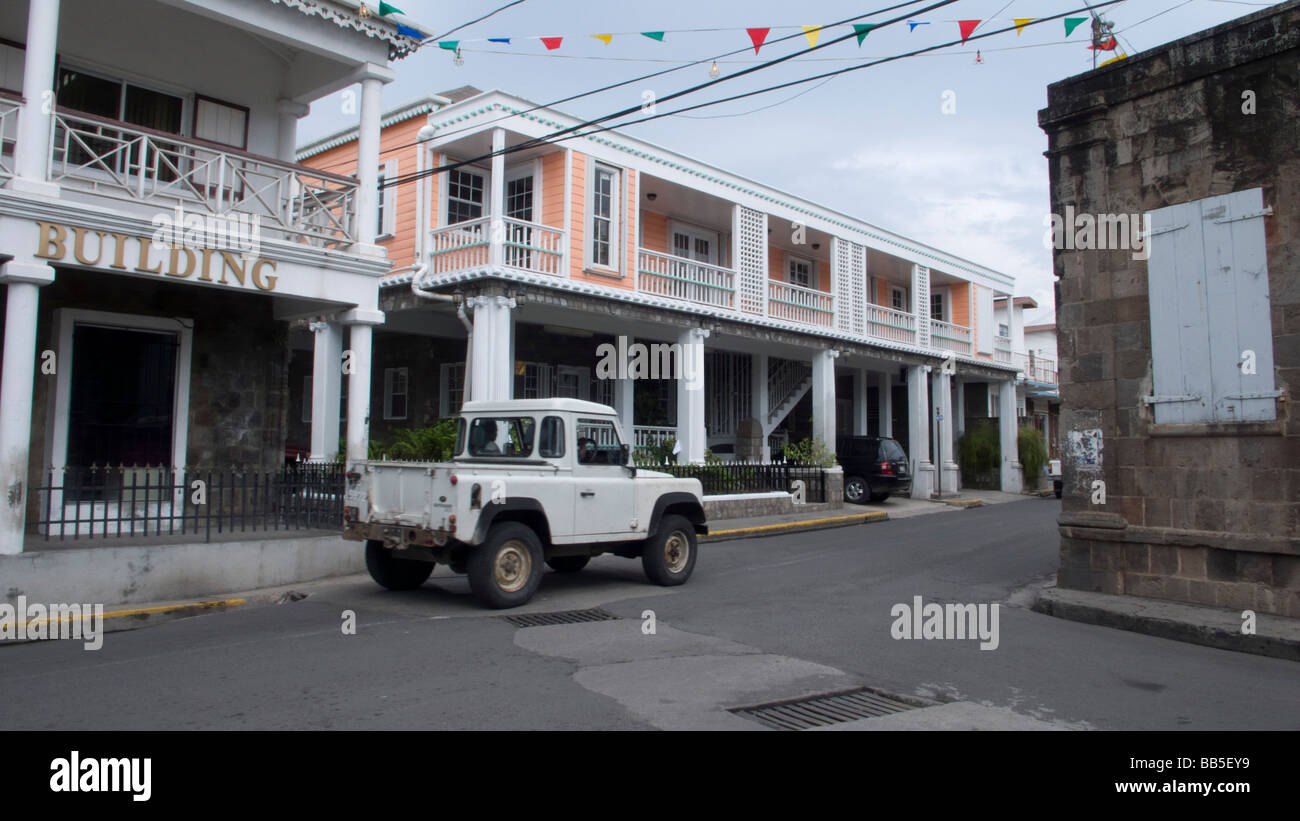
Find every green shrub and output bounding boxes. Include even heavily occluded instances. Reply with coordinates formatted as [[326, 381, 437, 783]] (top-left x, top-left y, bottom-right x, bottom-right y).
[[1017, 425, 1047, 486], [634, 437, 677, 466], [957, 423, 1000, 482], [782, 435, 837, 467]]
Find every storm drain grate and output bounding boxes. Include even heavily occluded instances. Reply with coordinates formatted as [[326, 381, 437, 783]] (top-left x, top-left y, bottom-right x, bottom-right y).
[[499, 607, 620, 628], [730, 688, 921, 730]]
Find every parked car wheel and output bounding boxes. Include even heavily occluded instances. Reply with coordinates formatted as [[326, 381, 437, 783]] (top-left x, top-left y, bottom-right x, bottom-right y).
[[365, 540, 434, 591], [468, 523, 545, 609], [546, 555, 590, 573], [844, 476, 868, 504], [642, 514, 697, 587]]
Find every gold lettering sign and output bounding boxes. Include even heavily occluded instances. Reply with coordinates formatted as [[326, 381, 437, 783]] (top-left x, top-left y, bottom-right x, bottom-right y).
[[34, 220, 278, 292]]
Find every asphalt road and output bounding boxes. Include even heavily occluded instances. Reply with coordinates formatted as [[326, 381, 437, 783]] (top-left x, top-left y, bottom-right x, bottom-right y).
[[2, 497, 1296, 730]]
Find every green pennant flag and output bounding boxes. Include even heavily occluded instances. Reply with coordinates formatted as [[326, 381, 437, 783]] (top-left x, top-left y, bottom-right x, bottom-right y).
[[438, 40, 459, 50], [853, 23, 875, 45], [1064, 17, 1088, 37], [378, 2, 404, 15], [641, 32, 666, 41]]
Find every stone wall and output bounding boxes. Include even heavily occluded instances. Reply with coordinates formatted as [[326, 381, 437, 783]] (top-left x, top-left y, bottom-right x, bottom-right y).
[[1039, 1, 1300, 616]]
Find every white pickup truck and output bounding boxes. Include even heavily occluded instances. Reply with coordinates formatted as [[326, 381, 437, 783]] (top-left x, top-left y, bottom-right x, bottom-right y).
[[342, 398, 707, 608]]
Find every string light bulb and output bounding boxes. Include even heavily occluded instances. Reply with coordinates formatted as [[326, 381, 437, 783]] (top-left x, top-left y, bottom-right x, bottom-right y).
[[453, 47, 464, 67], [974, 50, 983, 64], [709, 61, 720, 79], [358, 3, 372, 18]]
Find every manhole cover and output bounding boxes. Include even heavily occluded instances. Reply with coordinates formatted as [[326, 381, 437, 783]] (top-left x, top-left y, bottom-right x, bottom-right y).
[[730, 687, 921, 730], [499, 607, 619, 628]]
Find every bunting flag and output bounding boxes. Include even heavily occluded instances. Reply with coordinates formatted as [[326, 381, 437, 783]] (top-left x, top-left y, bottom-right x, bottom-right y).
[[641, 31, 665, 41], [1064, 17, 1088, 37], [438, 40, 459, 50], [1013, 18, 1034, 36], [591, 34, 612, 44], [907, 21, 930, 32], [1100, 53, 1128, 67], [487, 37, 511, 43], [540, 36, 563, 50], [801, 25, 822, 48], [852, 23, 874, 45], [395, 23, 424, 39], [958, 20, 980, 43], [746, 27, 770, 54], [378, 2, 404, 15], [1088, 36, 1118, 51]]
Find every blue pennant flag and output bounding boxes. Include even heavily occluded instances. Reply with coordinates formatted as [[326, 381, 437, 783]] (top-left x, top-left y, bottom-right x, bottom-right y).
[[395, 23, 424, 39], [488, 37, 511, 43], [907, 20, 930, 32]]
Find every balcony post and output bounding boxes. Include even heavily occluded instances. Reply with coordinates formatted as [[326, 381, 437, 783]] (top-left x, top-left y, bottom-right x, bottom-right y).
[[751, 351, 770, 462], [675, 328, 709, 464], [308, 320, 343, 463], [489, 128, 505, 267], [467, 295, 515, 401], [614, 337, 635, 439], [907, 365, 935, 499], [931, 367, 959, 495], [999, 378, 1023, 493], [352, 63, 394, 255], [0, 261, 56, 554], [277, 99, 311, 164], [810, 349, 839, 449], [339, 308, 385, 468], [852, 367, 868, 435], [12, 0, 60, 195], [877, 371, 893, 437]]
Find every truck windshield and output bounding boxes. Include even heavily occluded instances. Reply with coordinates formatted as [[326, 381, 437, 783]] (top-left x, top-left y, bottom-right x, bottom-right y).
[[465, 416, 536, 458]]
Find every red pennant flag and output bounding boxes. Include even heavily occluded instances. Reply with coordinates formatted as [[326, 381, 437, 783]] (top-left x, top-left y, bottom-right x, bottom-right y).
[[540, 36, 562, 50], [1088, 37, 1119, 51], [958, 20, 980, 43], [746, 27, 770, 54]]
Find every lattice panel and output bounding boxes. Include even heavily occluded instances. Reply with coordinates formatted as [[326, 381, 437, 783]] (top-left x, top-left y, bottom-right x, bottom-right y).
[[913, 265, 931, 349], [737, 207, 768, 316], [850, 243, 867, 336], [834, 238, 854, 334]]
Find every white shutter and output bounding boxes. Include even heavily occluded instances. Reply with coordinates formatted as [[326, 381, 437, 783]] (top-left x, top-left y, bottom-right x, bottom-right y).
[[194, 98, 247, 148], [381, 160, 398, 237]]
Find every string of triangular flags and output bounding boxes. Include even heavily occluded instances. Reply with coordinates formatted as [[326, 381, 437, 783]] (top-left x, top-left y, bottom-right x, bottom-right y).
[[430, 17, 1114, 53]]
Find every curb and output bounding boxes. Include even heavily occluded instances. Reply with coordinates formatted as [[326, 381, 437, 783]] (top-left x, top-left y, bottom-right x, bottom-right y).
[[702, 511, 888, 542], [0, 598, 249, 647], [1032, 587, 1300, 662]]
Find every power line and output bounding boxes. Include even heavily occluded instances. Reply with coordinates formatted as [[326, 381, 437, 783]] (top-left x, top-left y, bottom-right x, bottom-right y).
[[424, 0, 531, 44]]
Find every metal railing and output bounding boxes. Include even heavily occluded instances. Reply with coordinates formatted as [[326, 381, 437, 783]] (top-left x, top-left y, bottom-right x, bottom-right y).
[[768, 358, 811, 418], [637, 249, 736, 309], [650, 461, 827, 503], [1014, 352, 1058, 385], [503, 217, 565, 276], [49, 109, 358, 247], [865, 303, 917, 345], [768, 280, 834, 327], [0, 93, 18, 180], [930, 318, 973, 355], [994, 335, 1013, 364], [633, 425, 676, 449], [32, 464, 344, 542]]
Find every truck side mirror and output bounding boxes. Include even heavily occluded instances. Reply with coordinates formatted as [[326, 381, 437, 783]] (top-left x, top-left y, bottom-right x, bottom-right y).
[[621, 444, 636, 476]]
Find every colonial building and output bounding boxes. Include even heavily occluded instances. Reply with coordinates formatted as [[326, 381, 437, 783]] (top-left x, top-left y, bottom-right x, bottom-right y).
[[1040, 0, 1300, 616], [298, 88, 1024, 497], [0, 0, 421, 553]]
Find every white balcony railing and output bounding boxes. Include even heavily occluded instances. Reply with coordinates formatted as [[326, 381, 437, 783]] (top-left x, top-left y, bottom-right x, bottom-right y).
[[930, 318, 973, 355], [503, 217, 565, 276], [865, 303, 917, 345], [633, 425, 676, 449], [0, 94, 18, 180], [994, 335, 1013, 364], [1014, 352, 1058, 385], [768, 280, 834, 327], [49, 109, 358, 247], [429, 217, 565, 277], [637, 249, 736, 309], [428, 217, 491, 273]]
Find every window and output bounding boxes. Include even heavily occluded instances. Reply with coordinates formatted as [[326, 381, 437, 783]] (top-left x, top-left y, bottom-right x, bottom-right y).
[[788, 255, 813, 288], [447, 169, 485, 224], [670, 223, 719, 265], [588, 163, 621, 270], [440, 362, 466, 417], [891, 286, 907, 311], [989, 388, 1000, 417], [575, 417, 624, 466], [1146, 188, 1277, 423], [518, 362, 553, 399], [377, 160, 397, 238], [383, 367, 408, 420], [931, 292, 946, 322], [539, 416, 565, 458], [998, 323, 1010, 338], [55, 66, 185, 175], [466, 416, 535, 458]]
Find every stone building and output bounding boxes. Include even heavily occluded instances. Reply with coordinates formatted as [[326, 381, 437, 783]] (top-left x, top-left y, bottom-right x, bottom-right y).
[[1039, 0, 1299, 616]]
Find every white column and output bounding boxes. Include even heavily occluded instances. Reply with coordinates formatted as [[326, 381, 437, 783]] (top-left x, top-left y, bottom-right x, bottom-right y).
[[468, 295, 515, 401], [0, 262, 56, 554], [353, 64, 393, 254], [932, 368, 959, 495], [954, 376, 966, 436], [877, 370, 892, 437], [852, 367, 868, 435], [12, 0, 60, 194], [308, 320, 343, 462], [907, 365, 934, 499], [999, 379, 1023, 493], [810, 349, 838, 447], [489, 127, 506, 267], [614, 338, 635, 441], [675, 328, 708, 464], [751, 351, 769, 462], [276, 99, 310, 164], [339, 309, 384, 467]]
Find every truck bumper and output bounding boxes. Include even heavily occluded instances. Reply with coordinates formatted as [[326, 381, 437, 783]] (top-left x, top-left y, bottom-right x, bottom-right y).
[[344, 521, 452, 548]]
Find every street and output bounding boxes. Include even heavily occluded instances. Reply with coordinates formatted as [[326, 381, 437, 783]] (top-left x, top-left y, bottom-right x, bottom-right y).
[[2, 497, 1295, 731]]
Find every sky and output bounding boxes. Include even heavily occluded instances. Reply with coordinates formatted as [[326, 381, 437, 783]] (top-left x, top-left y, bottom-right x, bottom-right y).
[[301, 0, 1283, 326]]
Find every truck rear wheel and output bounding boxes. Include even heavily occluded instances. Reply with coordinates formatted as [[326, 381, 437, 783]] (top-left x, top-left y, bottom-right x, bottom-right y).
[[365, 540, 434, 591], [468, 523, 544, 609], [642, 514, 697, 586], [546, 556, 590, 573]]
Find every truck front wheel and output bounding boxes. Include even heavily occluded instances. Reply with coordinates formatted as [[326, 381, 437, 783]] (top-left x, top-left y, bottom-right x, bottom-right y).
[[642, 514, 697, 586], [365, 540, 434, 591], [468, 523, 545, 609]]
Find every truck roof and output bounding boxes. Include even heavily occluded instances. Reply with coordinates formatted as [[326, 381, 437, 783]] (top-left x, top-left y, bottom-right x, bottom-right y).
[[459, 398, 618, 415]]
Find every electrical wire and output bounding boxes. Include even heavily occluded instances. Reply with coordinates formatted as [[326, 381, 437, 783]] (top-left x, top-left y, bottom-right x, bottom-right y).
[[423, 0, 531, 44]]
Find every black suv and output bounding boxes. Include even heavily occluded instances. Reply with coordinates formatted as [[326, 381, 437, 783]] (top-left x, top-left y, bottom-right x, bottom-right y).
[[835, 435, 912, 504]]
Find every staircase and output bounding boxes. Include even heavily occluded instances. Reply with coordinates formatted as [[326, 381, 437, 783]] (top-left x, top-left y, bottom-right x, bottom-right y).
[[767, 358, 812, 429]]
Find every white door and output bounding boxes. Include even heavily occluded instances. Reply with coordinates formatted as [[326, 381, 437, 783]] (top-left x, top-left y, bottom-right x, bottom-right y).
[[504, 165, 535, 269], [572, 417, 634, 537]]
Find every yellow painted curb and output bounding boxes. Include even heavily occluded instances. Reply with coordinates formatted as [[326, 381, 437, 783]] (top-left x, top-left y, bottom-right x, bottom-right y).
[[17, 598, 245, 630], [707, 512, 887, 538], [946, 499, 983, 508]]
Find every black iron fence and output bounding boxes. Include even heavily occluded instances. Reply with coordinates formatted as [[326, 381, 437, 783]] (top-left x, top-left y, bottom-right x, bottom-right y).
[[646, 461, 828, 503], [31, 464, 345, 542]]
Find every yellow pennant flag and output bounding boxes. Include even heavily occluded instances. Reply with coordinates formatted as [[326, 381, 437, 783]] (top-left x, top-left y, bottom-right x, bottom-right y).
[[591, 34, 612, 45], [1013, 18, 1035, 36], [1101, 52, 1128, 67], [802, 25, 821, 48]]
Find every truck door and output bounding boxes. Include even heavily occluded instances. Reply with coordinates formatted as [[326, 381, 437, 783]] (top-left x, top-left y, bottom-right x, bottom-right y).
[[572, 417, 635, 537]]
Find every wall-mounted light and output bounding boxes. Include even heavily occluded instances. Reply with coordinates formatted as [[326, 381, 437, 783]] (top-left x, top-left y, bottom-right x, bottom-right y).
[[646, 192, 657, 201]]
